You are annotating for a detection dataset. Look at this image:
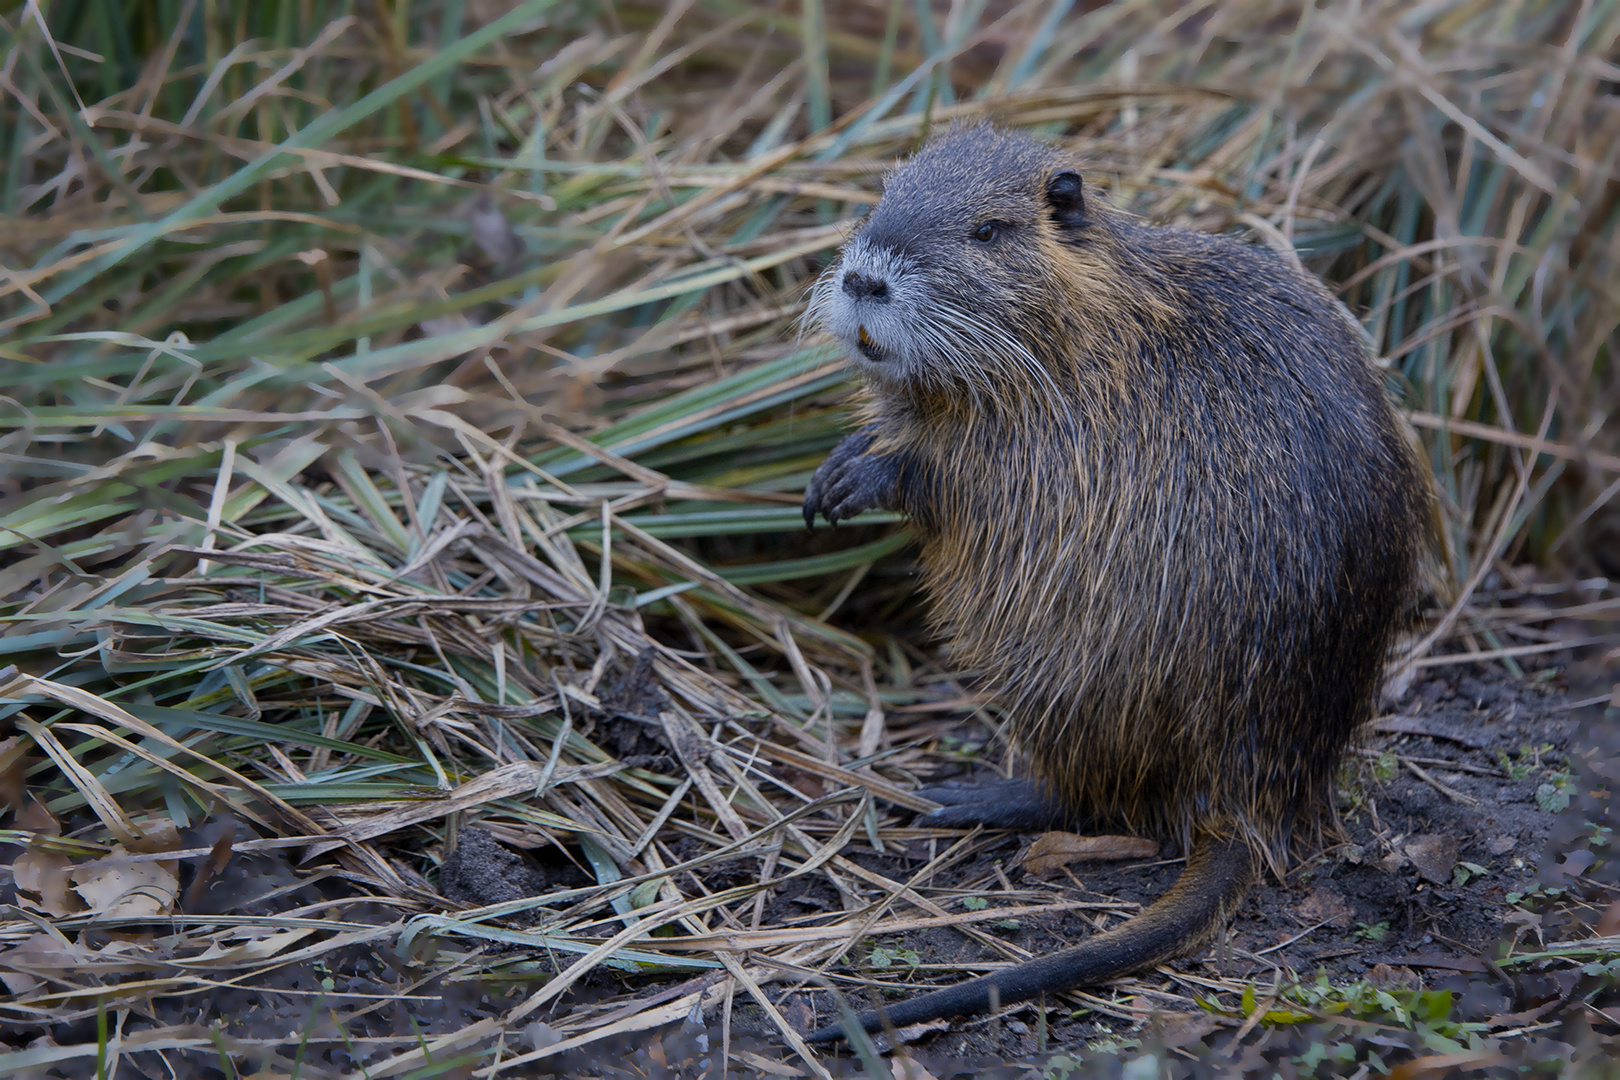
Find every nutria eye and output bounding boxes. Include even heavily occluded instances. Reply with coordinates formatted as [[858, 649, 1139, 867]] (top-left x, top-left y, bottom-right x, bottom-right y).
[[973, 223, 997, 243]]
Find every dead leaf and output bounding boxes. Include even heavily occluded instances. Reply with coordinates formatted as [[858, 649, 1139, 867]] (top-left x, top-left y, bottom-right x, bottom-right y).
[[15, 794, 60, 836], [0, 968, 39, 996], [0, 934, 93, 994], [772, 766, 825, 801], [125, 815, 180, 856], [1023, 832, 1159, 876], [1402, 834, 1459, 885], [1597, 899, 1620, 937], [1297, 884, 1355, 928], [0, 943, 43, 995], [0, 736, 29, 812], [1486, 835, 1517, 855], [1368, 963, 1420, 989], [890, 1054, 943, 1080], [183, 819, 237, 911], [1150, 1010, 1222, 1048], [13, 849, 84, 916], [781, 996, 814, 1039], [70, 846, 179, 918], [1556, 848, 1596, 881], [183, 927, 319, 966]]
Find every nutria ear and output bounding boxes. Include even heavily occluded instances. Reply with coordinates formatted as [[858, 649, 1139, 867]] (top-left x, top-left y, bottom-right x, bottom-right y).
[[1045, 171, 1086, 230]]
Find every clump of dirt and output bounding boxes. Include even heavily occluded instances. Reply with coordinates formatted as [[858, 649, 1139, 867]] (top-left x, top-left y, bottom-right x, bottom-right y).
[[440, 826, 552, 921], [592, 647, 678, 773]]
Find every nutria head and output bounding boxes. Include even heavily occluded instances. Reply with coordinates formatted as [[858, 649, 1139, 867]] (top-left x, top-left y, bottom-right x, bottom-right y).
[[808, 125, 1124, 396]]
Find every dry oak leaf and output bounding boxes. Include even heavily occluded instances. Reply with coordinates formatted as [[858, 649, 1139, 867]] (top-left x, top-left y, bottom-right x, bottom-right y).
[[1024, 832, 1159, 877]]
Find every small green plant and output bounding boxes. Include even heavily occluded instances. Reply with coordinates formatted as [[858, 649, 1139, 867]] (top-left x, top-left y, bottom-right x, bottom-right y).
[[1214, 971, 1487, 1065], [962, 896, 989, 911], [1044, 1052, 1089, 1080], [1082, 1035, 1141, 1056], [1452, 861, 1489, 887], [1336, 760, 1371, 808], [868, 944, 920, 971], [1294, 1040, 1360, 1072], [1498, 748, 1531, 780], [1536, 772, 1573, 813], [1372, 750, 1399, 783], [1505, 882, 1565, 906], [1355, 920, 1390, 941], [1235, 982, 1316, 1024], [1498, 743, 1556, 781]]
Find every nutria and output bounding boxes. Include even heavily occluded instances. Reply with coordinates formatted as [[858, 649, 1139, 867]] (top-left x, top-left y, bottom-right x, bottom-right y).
[[801, 125, 1430, 1041]]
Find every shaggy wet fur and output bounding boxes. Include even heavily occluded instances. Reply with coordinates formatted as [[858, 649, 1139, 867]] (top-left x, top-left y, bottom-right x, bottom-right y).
[[803, 125, 1430, 1039]]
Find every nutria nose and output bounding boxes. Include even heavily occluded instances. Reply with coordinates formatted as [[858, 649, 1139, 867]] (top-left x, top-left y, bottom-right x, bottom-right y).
[[842, 270, 890, 302]]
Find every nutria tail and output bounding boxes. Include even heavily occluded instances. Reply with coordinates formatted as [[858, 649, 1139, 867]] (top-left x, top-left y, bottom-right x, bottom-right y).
[[806, 836, 1254, 1043]]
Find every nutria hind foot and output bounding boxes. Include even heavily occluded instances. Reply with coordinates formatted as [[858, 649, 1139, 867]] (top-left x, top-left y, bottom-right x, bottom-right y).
[[914, 778, 1080, 832]]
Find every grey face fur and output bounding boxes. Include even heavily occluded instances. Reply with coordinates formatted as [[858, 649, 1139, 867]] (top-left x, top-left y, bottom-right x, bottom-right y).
[[805, 126, 1077, 395], [812, 238, 936, 384]]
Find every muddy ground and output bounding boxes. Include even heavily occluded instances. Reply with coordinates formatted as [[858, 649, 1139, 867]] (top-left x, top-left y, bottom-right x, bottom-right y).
[[778, 664, 1606, 1071], [4, 662, 1613, 1079]]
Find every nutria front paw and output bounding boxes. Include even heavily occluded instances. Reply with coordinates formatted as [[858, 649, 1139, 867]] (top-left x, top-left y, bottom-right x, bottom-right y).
[[803, 429, 902, 527]]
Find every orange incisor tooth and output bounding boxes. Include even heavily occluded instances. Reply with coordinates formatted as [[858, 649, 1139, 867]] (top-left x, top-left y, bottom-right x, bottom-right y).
[[859, 326, 872, 346]]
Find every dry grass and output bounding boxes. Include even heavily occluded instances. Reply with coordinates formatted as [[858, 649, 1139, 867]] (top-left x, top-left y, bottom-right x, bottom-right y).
[[1, 0, 1617, 1074]]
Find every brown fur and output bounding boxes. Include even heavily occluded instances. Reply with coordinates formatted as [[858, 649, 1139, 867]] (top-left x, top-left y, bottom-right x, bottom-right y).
[[803, 125, 1431, 1039]]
